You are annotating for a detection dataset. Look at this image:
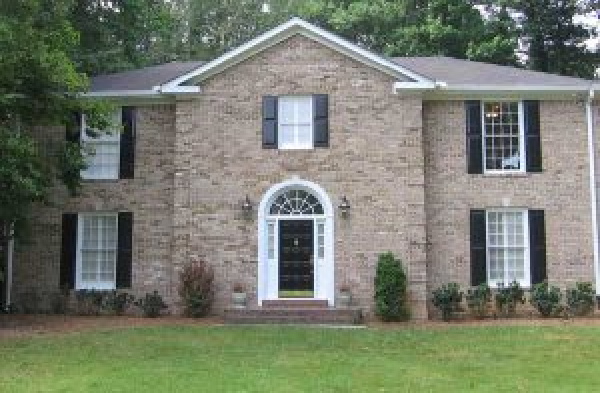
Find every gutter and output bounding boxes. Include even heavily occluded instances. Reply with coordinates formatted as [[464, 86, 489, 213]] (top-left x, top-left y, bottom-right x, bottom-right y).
[[5, 224, 13, 311], [587, 87, 599, 295], [83, 85, 201, 98]]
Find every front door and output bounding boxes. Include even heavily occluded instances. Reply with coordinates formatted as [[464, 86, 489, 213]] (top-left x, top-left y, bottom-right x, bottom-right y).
[[279, 220, 314, 298]]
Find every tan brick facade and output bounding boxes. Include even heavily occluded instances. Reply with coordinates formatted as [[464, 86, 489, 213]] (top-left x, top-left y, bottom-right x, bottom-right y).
[[11, 33, 597, 320], [424, 100, 594, 303]]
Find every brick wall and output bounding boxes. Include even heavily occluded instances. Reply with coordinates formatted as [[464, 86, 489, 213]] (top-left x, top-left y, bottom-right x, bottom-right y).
[[424, 99, 594, 316], [12, 104, 177, 308], [172, 34, 428, 318]]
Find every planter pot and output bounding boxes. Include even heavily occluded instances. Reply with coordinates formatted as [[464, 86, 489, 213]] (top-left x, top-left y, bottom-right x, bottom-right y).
[[232, 292, 247, 309], [338, 292, 352, 308]]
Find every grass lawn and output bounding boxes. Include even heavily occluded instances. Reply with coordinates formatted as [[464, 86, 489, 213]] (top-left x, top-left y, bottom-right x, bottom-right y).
[[1, 324, 600, 392]]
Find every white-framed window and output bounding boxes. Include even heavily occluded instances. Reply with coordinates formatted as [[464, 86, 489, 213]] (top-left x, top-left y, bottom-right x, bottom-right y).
[[76, 213, 118, 290], [81, 111, 121, 180], [482, 101, 525, 173], [278, 96, 313, 150], [486, 209, 530, 287]]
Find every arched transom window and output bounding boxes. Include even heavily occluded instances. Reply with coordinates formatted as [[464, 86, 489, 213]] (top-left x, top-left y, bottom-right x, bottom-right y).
[[269, 189, 324, 215]]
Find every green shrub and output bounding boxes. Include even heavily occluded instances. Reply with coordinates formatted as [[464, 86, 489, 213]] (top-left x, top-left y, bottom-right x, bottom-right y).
[[134, 291, 167, 318], [432, 283, 463, 321], [466, 283, 491, 319], [102, 291, 134, 316], [74, 289, 105, 316], [530, 281, 562, 317], [494, 281, 525, 317], [566, 282, 595, 317], [49, 287, 70, 315], [179, 260, 215, 318], [374, 252, 410, 321]]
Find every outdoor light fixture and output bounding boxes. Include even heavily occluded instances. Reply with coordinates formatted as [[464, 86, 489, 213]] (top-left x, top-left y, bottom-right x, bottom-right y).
[[339, 195, 351, 218], [241, 195, 253, 219]]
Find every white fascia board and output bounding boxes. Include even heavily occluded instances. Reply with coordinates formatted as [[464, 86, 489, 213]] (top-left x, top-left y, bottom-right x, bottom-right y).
[[393, 81, 444, 91], [162, 17, 432, 89], [157, 85, 201, 94], [83, 90, 162, 98], [441, 84, 592, 93]]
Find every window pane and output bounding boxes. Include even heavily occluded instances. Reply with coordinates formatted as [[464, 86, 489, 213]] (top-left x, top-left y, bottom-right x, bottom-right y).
[[484, 101, 521, 171], [82, 141, 119, 179], [296, 97, 312, 123], [487, 211, 526, 285], [80, 214, 117, 287], [278, 99, 295, 124], [296, 125, 312, 146], [277, 96, 313, 149], [279, 125, 295, 147]]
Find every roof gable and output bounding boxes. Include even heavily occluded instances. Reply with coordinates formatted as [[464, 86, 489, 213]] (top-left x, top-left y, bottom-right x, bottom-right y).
[[162, 18, 432, 89]]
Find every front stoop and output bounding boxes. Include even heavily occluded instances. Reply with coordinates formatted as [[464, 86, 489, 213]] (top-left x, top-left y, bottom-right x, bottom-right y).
[[224, 300, 363, 325]]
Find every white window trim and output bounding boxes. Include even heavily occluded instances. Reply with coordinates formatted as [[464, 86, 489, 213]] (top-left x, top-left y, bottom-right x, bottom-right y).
[[80, 112, 121, 180], [75, 213, 118, 291], [277, 96, 314, 150], [481, 100, 526, 174], [485, 209, 530, 288]]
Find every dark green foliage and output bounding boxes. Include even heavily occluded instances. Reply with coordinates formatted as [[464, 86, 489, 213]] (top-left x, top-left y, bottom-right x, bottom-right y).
[[432, 283, 463, 321], [179, 260, 215, 318], [49, 287, 70, 315], [494, 281, 525, 317], [466, 283, 492, 319], [102, 291, 135, 316], [74, 289, 105, 316], [566, 282, 595, 317], [530, 281, 562, 317], [374, 252, 410, 321], [135, 291, 167, 318]]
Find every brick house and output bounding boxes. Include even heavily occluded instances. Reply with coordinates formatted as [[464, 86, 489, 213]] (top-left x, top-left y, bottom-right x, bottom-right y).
[[6, 18, 599, 320]]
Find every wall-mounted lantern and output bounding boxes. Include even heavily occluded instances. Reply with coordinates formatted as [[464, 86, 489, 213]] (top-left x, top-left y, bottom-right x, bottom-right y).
[[338, 195, 351, 218], [241, 195, 253, 220]]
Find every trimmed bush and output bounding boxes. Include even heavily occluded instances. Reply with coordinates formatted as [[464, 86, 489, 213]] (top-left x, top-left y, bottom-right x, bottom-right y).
[[466, 283, 491, 319], [494, 281, 525, 317], [530, 281, 562, 317], [374, 252, 410, 321], [432, 283, 463, 321], [134, 291, 167, 318], [566, 282, 595, 317], [179, 260, 215, 318], [74, 289, 105, 316], [102, 291, 135, 316]]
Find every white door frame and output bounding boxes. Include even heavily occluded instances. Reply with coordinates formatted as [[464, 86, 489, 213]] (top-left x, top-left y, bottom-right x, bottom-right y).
[[257, 179, 334, 306]]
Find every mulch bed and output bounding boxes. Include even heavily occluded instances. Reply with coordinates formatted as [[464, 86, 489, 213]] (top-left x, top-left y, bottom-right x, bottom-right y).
[[0, 314, 224, 339], [3, 314, 600, 339]]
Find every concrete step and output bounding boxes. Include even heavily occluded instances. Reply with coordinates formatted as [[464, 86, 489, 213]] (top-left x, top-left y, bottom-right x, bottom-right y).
[[262, 299, 329, 309], [224, 307, 363, 325]]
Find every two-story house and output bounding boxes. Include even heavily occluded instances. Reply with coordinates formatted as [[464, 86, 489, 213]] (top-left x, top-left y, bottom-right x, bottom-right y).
[[8, 18, 599, 320]]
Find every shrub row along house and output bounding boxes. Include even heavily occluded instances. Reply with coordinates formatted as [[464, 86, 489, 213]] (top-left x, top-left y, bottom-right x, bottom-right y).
[[4, 18, 599, 320]]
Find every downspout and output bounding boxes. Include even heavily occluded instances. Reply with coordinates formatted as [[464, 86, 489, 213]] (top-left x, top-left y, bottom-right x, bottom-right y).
[[586, 88, 599, 295], [4, 223, 14, 311]]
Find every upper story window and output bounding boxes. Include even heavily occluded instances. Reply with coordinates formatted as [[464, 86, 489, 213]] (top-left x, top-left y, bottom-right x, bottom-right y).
[[466, 100, 541, 175], [81, 111, 121, 180], [483, 101, 524, 173], [262, 94, 329, 149], [278, 96, 313, 150]]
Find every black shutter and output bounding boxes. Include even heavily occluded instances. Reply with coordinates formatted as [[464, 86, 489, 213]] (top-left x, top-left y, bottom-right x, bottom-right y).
[[116, 212, 133, 288], [524, 100, 542, 172], [466, 100, 483, 174], [529, 210, 547, 285], [470, 209, 487, 286], [60, 213, 77, 289], [120, 107, 136, 179], [313, 94, 329, 147], [66, 112, 82, 143], [262, 96, 278, 148]]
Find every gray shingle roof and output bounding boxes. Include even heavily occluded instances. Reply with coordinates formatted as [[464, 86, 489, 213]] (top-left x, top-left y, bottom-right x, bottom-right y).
[[392, 56, 592, 87], [89, 55, 593, 93], [90, 61, 205, 92]]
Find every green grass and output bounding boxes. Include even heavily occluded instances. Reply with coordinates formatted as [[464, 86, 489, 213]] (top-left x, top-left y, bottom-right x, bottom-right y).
[[2, 325, 600, 392]]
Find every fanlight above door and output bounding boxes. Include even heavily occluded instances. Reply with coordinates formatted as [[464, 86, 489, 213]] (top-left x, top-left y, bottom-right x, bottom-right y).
[[269, 189, 324, 215]]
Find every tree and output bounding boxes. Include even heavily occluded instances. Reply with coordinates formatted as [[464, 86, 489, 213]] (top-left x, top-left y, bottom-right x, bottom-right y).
[[297, 0, 518, 65], [482, 0, 599, 78], [0, 0, 108, 244], [71, 0, 178, 75]]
